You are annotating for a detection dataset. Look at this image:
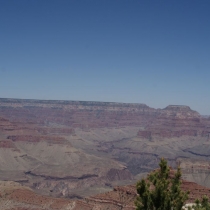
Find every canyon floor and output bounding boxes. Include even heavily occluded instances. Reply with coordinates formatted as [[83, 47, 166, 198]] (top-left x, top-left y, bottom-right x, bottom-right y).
[[0, 98, 210, 201]]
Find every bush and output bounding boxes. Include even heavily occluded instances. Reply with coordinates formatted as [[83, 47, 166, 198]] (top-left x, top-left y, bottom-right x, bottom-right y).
[[135, 158, 189, 210]]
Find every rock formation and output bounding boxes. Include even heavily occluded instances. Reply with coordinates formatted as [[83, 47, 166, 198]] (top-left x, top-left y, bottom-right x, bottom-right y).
[[1, 177, 210, 210]]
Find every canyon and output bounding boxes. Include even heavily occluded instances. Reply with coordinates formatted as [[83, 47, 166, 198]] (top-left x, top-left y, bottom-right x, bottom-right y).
[[0, 98, 210, 201]]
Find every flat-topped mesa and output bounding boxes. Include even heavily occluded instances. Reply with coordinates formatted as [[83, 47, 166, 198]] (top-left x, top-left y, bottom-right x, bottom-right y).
[[162, 105, 200, 118], [0, 98, 155, 114], [0, 98, 149, 107], [164, 105, 192, 111]]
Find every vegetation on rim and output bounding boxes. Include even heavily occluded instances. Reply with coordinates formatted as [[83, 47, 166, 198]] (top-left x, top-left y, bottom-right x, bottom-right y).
[[135, 158, 210, 210], [135, 158, 189, 210]]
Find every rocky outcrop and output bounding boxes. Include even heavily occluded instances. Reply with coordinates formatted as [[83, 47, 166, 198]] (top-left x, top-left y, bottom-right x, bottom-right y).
[[137, 130, 152, 139], [0, 181, 74, 210], [0, 140, 16, 148], [179, 159, 210, 188], [1, 178, 210, 210], [138, 129, 198, 139], [7, 135, 67, 144], [106, 168, 133, 182], [135, 105, 208, 141]]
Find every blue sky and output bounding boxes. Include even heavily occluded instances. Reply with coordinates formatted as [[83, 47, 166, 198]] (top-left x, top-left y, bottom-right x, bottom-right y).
[[0, 0, 210, 114]]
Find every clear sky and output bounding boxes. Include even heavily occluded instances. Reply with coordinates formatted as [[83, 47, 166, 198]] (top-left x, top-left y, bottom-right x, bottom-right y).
[[0, 0, 209, 114]]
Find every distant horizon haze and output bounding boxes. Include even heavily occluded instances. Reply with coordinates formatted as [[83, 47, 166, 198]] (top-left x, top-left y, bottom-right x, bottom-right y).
[[0, 97, 207, 116], [0, 0, 209, 115]]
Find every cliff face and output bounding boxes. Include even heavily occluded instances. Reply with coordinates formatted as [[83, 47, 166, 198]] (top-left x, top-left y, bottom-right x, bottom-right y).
[[0, 99, 156, 128], [0, 98, 210, 198], [138, 105, 205, 139], [180, 159, 210, 188]]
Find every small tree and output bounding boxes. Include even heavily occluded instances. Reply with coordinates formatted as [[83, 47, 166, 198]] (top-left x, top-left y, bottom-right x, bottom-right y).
[[135, 158, 189, 210], [189, 196, 210, 210]]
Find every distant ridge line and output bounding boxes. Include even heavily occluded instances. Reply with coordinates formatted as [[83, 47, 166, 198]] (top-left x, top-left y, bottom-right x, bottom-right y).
[[0, 98, 149, 107], [0, 98, 200, 113]]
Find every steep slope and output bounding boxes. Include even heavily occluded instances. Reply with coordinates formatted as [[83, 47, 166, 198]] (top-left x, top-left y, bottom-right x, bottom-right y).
[[0, 116, 131, 198]]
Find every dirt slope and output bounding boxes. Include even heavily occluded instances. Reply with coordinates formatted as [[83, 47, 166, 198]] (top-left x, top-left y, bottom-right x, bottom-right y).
[[1, 178, 210, 210]]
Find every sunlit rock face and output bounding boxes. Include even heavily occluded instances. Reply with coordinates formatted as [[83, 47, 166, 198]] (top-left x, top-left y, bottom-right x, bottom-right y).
[[0, 98, 210, 198]]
